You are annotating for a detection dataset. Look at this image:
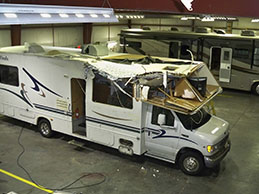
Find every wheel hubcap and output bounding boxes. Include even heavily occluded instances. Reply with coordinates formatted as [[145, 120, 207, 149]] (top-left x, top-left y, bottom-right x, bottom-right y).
[[256, 85, 259, 94], [183, 157, 199, 172], [41, 123, 49, 135]]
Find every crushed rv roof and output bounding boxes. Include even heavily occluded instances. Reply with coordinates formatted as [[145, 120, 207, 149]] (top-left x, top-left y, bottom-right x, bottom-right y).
[[73, 54, 202, 80], [0, 43, 222, 114]]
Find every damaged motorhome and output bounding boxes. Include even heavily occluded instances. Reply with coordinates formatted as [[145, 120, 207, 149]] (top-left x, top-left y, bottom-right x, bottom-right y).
[[0, 43, 230, 175]]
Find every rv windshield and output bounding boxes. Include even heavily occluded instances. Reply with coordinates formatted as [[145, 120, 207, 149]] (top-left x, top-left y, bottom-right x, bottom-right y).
[[176, 108, 211, 130]]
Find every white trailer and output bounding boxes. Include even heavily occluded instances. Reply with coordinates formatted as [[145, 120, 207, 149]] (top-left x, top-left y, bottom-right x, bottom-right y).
[[0, 43, 230, 175]]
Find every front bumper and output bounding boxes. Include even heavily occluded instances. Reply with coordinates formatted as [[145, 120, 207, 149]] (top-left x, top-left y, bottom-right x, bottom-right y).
[[204, 140, 231, 168]]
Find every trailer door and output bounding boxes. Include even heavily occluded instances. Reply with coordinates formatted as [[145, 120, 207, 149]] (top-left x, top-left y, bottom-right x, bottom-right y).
[[219, 48, 232, 83], [71, 78, 86, 136]]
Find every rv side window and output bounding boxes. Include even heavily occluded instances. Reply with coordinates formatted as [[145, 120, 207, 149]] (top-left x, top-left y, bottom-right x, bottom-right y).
[[92, 74, 133, 109], [0, 64, 19, 86], [151, 106, 174, 126]]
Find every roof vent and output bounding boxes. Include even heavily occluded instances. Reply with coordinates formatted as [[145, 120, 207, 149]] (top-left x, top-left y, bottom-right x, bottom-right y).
[[195, 27, 211, 33], [214, 29, 226, 34], [241, 30, 255, 36], [142, 27, 151, 30], [81, 43, 109, 56], [170, 27, 179, 31]]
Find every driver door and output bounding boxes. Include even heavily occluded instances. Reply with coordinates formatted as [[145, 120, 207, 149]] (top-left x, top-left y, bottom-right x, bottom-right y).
[[145, 105, 180, 160]]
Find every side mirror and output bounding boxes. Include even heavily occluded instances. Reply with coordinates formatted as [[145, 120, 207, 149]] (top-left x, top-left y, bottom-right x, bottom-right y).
[[157, 114, 166, 126]]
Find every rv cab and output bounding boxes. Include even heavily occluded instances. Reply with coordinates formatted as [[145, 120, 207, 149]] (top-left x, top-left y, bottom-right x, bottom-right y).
[[144, 104, 230, 175]]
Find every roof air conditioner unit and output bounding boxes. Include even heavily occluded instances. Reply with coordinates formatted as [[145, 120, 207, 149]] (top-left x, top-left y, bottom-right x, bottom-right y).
[[241, 30, 256, 36], [195, 27, 211, 33]]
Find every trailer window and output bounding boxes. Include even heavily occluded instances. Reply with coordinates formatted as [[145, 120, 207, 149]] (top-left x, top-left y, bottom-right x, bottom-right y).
[[151, 106, 174, 126], [93, 74, 133, 109], [0, 64, 19, 86]]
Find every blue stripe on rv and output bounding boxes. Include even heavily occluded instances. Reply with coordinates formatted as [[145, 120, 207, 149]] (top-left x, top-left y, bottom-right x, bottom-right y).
[[33, 103, 72, 116], [86, 116, 143, 134]]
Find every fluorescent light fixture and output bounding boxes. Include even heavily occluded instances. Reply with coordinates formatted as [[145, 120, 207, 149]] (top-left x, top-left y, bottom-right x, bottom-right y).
[[90, 14, 98, 18], [40, 13, 51, 18], [75, 13, 84, 18], [0, 3, 118, 25], [181, 17, 188, 21], [117, 14, 144, 20], [59, 13, 69, 18], [227, 17, 237, 21], [252, 19, 259, 23], [103, 14, 110, 18], [4, 13, 17, 18], [201, 16, 215, 22]]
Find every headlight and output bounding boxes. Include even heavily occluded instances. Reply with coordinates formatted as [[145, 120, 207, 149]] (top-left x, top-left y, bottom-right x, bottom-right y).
[[207, 145, 217, 153]]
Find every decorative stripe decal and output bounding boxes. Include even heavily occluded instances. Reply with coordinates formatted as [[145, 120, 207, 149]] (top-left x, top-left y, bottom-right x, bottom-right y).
[[92, 110, 133, 121], [86, 116, 142, 134], [0, 88, 33, 108], [232, 65, 259, 75], [33, 103, 72, 116], [144, 127, 198, 145], [23, 68, 62, 98]]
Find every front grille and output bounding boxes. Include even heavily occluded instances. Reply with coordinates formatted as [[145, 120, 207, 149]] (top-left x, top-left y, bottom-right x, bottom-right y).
[[215, 134, 229, 150]]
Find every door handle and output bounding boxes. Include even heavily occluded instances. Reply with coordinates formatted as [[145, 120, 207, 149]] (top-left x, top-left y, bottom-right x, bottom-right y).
[[181, 134, 189, 138]]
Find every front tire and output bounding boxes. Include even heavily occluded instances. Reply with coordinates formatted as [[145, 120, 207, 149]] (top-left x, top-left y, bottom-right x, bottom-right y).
[[251, 82, 259, 95], [178, 152, 204, 175], [38, 119, 54, 138]]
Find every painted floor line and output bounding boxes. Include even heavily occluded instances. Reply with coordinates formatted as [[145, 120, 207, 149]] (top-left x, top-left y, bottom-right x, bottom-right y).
[[218, 94, 233, 98], [0, 168, 53, 193]]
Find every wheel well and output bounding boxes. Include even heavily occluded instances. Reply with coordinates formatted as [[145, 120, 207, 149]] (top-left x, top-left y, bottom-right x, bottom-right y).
[[176, 147, 203, 163], [252, 81, 259, 88], [251, 81, 259, 94], [37, 117, 50, 126]]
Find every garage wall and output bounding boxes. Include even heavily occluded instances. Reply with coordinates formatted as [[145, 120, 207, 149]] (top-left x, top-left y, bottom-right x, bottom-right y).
[[21, 25, 84, 47], [130, 18, 193, 32], [54, 26, 83, 47], [91, 23, 128, 43], [233, 17, 259, 35], [1, 17, 259, 48], [21, 27, 53, 46], [0, 29, 11, 47], [194, 20, 227, 31]]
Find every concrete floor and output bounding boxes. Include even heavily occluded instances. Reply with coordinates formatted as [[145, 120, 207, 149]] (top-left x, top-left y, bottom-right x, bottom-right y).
[[0, 89, 259, 194]]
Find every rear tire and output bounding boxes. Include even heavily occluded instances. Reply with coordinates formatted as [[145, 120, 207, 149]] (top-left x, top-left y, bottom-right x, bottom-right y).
[[178, 151, 204, 175], [251, 82, 259, 95], [38, 119, 54, 138]]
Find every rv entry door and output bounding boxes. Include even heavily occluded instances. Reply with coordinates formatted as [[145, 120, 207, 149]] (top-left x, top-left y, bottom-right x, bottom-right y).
[[219, 48, 232, 83]]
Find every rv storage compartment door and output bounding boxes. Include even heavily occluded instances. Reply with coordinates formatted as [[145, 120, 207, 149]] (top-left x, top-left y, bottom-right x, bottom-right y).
[[219, 48, 232, 83]]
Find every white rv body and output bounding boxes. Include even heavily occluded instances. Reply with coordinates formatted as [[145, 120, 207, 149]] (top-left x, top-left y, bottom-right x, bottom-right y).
[[0, 44, 230, 175]]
